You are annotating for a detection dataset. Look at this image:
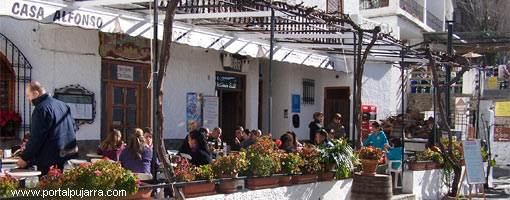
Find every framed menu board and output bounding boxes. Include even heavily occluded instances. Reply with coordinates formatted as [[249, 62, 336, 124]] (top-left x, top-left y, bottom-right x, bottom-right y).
[[54, 85, 95, 122], [461, 140, 486, 184]]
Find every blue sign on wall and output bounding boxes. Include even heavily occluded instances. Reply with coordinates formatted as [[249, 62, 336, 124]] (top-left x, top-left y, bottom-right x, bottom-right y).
[[292, 94, 300, 113]]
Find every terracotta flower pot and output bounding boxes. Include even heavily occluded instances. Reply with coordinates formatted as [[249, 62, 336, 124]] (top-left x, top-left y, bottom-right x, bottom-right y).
[[182, 182, 216, 198], [360, 159, 379, 176], [217, 173, 237, 194], [123, 182, 153, 200], [246, 176, 280, 190], [318, 171, 335, 181], [410, 162, 427, 171], [279, 176, 292, 186], [291, 174, 317, 184]]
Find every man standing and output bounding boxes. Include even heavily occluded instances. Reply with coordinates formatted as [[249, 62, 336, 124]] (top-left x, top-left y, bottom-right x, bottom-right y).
[[17, 82, 78, 175]]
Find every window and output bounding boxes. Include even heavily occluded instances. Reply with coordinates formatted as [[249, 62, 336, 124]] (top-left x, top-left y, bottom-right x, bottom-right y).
[[303, 79, 315, 104], [327, 0, 343, 15]]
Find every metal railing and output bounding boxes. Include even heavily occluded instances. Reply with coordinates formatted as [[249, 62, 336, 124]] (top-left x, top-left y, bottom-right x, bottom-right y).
[[360, 0, 390, 10], [400, 0, 423, 21], [426, 11, 443, 31], [0, 33, 33, 139]]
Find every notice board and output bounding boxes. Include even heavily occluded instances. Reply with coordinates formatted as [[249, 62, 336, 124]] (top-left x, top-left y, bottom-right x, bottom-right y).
[[203, 96, 219, 131], [495, 101, 510, 117], [494, 125, 510, 142], [462, 140, 486, 184]]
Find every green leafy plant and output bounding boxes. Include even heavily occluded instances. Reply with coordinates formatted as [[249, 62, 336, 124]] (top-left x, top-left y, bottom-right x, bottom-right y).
[[243, 135, 281, 176], [194, 164, 215, 182], [174, 159, 216, 182], [297, 144, 321, 174], [279, 152, 302, 175], [212, 153, 246, 176], [418, 148, 443, 164], [39, 158, 140, 195], [0, 173, 19, 197], [318, 139, 357, 178]]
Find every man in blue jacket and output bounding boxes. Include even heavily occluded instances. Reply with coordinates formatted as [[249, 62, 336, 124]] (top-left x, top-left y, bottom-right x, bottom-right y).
[[17, 82, 78, 175]]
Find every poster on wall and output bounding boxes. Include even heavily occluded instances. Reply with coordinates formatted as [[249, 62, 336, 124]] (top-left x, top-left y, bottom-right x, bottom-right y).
[[292, 94, 300, 113], [203, 96, 219, 131], [186, 93, 202, 132], [495, 101, 510, 117], [494, 125, 510, 142]]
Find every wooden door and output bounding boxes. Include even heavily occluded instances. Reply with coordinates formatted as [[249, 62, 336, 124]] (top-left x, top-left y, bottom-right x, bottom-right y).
[[324, 87, 351, 139], [109, 83, 140, 141]]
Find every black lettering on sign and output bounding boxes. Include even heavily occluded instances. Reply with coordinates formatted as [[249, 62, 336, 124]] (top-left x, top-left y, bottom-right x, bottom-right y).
[[53, 10, 61, 22], [96, 17, 103, 28], [62, 11, 67, 23], [11, 2, 44, 20], [74, 13, 81, 24], [11, 2, 20, 14], [90, 16, 96, 27], [20, 3, 28, 16]]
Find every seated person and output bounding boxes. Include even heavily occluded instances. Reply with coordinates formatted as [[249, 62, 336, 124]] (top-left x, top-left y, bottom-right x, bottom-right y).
[[327, 129, 335, 141], [13, 133, 31, 157], [363, 122, 389, 150], [385, 138, 404, 170], [241, 129, 261, 149], [231, 126, 245, 151], [119, 128, 153, 174], [97, 129, 125, 161], [187, 130, 212, 166], [315, 129, 333, 147], [279, 133, 296, 153], [207, 127, 223, 150], [288, 131, 303, 148], [143, 127, 153, 148], [199, 127, 210, 139]]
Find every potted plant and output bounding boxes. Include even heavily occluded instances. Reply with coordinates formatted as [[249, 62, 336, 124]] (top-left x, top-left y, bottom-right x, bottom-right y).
[[421, 147, 443, 169], [292, 144, 320, 184], [175, 159, 216, 198], [0, 174, 19, 198], [278, 152, 302, 186], [357, 146, 383, 176], [212, 153, 246, 193], [243, 135, 281, 190], [409, 150, 431, 171], [318, 139, 357, 181], [0, 110, 21, 139], [39, 158, 144, 198]]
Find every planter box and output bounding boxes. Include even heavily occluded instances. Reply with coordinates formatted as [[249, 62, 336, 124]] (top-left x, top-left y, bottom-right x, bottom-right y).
[[182, 182, 216, 198], [318, 171, 335, 181], [217, 174, 237, 194], [246, 176, 279, 190], [409, 162, 427, 171], [125, 182, 153, 200], [279, 176, 292, 186], [291, 174, 317, 184]]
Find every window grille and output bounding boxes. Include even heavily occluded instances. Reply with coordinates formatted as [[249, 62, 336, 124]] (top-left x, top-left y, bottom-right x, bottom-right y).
[[302, 79, 315, 104]]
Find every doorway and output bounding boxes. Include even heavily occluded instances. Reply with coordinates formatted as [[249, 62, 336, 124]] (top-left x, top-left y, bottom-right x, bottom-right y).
[[101, 59, 151, 141], [216, 72, 246, 146], [324, 87, 351, 139]]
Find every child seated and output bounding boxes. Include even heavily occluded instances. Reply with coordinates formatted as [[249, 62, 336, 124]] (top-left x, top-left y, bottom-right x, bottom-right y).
[[385, 138, 404, 169]]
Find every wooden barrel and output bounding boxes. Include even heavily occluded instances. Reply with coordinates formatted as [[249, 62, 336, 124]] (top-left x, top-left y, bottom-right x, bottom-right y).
[[350, 173, 393, 200]]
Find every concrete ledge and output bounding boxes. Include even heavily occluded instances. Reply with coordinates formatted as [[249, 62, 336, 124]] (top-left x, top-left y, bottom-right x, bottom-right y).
[[189, 179, 353, 200]]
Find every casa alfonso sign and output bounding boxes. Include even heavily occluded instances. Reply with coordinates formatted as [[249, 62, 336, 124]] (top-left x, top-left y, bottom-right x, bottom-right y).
[[2, 0, 112, 29]]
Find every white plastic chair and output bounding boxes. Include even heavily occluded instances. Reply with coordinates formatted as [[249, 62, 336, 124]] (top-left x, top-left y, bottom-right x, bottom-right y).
[[386, 159, 402, 188]]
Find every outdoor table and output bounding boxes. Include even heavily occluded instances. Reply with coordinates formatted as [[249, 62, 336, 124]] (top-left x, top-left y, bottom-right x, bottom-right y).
[[2, 168, 41, 178], [1, 157, 19, 164], [86, 153, 103, 158]]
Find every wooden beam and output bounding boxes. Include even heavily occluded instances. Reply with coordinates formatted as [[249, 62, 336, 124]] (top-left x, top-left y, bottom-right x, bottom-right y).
[[76, 0, 150, 7]]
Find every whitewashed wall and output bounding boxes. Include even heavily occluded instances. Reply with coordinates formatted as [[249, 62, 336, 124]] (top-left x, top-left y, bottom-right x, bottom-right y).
[[362, 62, 399, 120], [0, 17, 102, 141], [189, 179, 353, 200], [162, 43, 260, 139]]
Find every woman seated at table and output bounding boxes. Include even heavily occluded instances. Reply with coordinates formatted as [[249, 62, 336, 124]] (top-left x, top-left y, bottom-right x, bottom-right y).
[[279, 133, 296, 153], [385, 138, 404, 170], [97, 129, 125, 161], [119, 128, 153, 174], [187, 129, 212, 166]]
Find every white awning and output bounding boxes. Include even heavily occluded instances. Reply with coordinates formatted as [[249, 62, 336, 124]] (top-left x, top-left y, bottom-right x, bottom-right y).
[[1, 0, 345, 71]]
